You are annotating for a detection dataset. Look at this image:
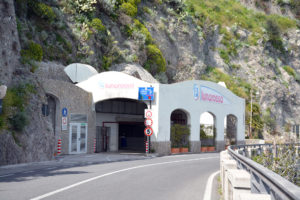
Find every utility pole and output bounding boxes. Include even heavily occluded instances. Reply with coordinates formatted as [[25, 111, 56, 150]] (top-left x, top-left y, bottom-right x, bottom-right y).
[[249, 89, 252, 138]]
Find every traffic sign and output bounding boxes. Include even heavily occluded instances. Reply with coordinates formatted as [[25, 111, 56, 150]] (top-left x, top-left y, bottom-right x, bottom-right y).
[[144, 118, 153, 126], [144, 127, 153, 136], [138, 87, 154, 100], [62, 117, 68, 130], [144, 109, 152, 118], [62, 108, 68, 117]]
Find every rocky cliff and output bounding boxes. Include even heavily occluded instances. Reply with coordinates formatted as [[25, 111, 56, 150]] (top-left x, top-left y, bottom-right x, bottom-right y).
[[0, 0, 300, 164], [0, 0, 55, 165]]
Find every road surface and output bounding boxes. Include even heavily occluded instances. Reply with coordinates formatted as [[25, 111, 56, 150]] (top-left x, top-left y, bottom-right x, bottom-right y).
[[0, 153, 219, 200]]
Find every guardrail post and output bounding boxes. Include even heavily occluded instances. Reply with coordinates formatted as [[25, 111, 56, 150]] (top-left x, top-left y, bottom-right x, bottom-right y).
[[237, 193, 271, 200], [220, 151, 233, 191], [223, 159, 237, 200], [227, 169, 251, 200]]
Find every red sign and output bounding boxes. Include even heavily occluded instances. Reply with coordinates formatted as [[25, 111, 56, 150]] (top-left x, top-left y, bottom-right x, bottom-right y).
[[144, 118, 153, 126], [144, 127, 153, 136], [144, 109, 152, 118]]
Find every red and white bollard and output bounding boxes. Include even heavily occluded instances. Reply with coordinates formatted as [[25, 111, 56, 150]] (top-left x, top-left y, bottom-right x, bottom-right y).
[[145, 141, 149, 153], [57, 139, 62, 155], [93, 138, 96, 153]]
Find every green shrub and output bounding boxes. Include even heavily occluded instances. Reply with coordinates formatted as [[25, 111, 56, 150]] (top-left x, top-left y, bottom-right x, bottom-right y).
[[9, 112, 28, 132], [0, 84, 34, 131], [266, 19, 284, 51], [90, 18, 106, 32], [119, 2, 137, 17], [21, 41, 43, 62], [62, 0, 97, 15], [283, 65, 296, 77], [171, 124, 190, 148], [133, 19, 153, 44], [102, 55, 113, 70], [145, 44, 166, 74], [128, 0, 141, 6], [32, 2, 56, 22], [219, 49, 230, 64]]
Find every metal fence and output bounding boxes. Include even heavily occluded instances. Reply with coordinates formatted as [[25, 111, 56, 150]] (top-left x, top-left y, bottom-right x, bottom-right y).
[[228, 144, 300, 200]]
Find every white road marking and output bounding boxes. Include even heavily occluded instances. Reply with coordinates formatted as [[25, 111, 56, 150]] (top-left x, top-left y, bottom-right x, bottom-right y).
[[0, 174, 14, 178], [203, 170, 220, 200], [46, 167, 56, 170], [30, 156, 218, 200]]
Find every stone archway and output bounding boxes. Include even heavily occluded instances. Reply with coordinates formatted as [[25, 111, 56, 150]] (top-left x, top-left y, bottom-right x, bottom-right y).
[[224, 114, 237, 146], [200, 112, 216, 151], [170, 109, 191, 152]]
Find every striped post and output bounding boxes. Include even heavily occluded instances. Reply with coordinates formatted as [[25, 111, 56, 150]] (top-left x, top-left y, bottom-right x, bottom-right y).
[[57, 139, 62, 155], [145, 141, 149, 153], [93, 138, 96, 153]]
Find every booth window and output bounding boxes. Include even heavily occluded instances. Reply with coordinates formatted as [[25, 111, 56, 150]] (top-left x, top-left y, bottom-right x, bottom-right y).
[[42, 104, 49, 116]]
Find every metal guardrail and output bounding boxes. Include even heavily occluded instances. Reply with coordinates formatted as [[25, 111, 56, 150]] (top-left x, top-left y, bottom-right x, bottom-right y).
[[228, 144, 300, 200]]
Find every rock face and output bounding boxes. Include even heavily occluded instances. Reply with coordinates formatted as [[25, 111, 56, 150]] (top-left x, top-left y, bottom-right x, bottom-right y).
[[110, 63, 158, 83], [239, 0, 298, 20], [0, 0, 55, 165], [0, 0, 21, 86]]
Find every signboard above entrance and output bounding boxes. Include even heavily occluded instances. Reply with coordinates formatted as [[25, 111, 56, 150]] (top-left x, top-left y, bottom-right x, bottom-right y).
[[200, 86, 230, 104], [138, 87, 154, 100]]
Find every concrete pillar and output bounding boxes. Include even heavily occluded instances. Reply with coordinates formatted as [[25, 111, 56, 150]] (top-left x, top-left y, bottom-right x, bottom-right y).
[[223, 159, 237, 199], [220, 150, 233, 190], [237, 193, 271, 200], [236, 112, 245, 145], [216, 113, 225, 151], [190, 113, 201, 153], [226, 169, 251, 200]]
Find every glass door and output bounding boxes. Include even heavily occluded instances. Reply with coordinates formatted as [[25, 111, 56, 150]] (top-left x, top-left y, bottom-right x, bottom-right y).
[[69, 123, 87, 154]]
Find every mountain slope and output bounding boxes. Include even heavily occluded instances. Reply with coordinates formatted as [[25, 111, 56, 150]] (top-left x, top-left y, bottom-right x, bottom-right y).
[[0, 0, 299, 164]]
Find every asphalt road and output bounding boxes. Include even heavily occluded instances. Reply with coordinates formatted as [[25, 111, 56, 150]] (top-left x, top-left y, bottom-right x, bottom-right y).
[[0, 153, 219, 200]]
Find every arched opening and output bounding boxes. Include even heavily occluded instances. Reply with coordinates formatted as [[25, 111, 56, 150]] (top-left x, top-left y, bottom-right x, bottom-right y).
[[42, 94, 59, 136], [200, 112, 216, 151], [170, 109, 190, 152], [224, 114, 237, 146], [95, 98, 147, 152]]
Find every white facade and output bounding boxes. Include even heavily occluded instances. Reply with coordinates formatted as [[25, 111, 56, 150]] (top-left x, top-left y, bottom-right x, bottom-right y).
[[77, 71, 245, 154]]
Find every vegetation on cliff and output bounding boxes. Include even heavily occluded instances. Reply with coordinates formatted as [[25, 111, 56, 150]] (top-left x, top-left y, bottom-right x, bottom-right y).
[[12, 0, 300, 139]]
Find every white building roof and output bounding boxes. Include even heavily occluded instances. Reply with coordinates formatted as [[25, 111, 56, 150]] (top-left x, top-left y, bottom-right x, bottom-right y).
[[64, 63, 98, 83]]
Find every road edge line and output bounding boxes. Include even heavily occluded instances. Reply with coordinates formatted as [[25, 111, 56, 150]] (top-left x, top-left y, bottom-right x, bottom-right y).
[[30, 156, 219, 200], [203, 170, 220, 200]]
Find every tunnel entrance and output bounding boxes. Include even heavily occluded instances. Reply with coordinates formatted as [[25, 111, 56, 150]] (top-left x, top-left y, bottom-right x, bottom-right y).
[[95, 98, 147, 153], [119, 122, 146, 152]]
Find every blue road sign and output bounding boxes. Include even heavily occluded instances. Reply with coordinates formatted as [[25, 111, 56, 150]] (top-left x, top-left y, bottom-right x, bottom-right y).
[[138, 87, 154, 100], [62, 107, 68, 117]]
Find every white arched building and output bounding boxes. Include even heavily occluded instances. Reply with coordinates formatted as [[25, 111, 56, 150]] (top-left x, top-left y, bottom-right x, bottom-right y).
[[73, 71, 245, 155]]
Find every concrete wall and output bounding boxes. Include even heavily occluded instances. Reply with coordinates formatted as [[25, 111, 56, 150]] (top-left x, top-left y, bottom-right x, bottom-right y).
[[158, 81, 245, 153], [76, 72, 245, 155]]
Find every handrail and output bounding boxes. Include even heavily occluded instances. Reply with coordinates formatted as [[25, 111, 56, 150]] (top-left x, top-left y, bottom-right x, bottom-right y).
[[228, 144, 300, 200]]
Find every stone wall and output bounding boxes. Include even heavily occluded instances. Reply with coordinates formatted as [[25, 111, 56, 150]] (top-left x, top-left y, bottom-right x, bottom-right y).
[[42, 79, 96, 154]]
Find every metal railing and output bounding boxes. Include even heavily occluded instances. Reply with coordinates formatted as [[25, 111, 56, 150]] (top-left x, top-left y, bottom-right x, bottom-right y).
[[228, 144, 300, 200]]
